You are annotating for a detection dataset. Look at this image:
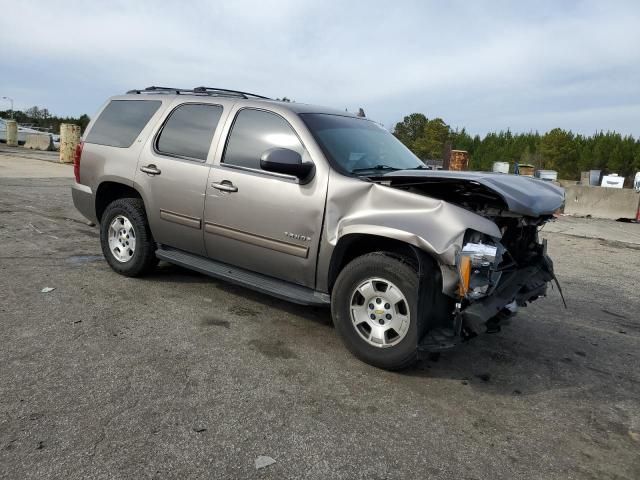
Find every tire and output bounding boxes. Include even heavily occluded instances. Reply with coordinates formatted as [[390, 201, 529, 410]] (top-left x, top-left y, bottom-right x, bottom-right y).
[[331, 252, 429, 370], [100, 197, 158, 277]]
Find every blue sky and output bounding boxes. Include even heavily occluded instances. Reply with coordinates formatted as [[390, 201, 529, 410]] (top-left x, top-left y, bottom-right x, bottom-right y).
[[1, 0, 639, 136]]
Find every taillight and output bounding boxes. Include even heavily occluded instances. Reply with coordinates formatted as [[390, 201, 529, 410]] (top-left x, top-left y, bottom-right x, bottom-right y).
[[74, 141, 84, 183]]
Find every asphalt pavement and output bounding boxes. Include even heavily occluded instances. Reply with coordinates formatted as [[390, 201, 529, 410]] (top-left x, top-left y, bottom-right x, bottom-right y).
[[1, 150, 639, 479]]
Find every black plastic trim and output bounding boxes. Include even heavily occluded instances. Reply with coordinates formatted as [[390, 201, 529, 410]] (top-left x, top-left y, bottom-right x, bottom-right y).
[[156, 246, 330, 306]]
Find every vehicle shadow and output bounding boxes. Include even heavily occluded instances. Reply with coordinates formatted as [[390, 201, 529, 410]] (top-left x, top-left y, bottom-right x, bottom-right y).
[[142, 262, 637, 399], [143, 261, 334, 327], [406, 305, 637, 398]]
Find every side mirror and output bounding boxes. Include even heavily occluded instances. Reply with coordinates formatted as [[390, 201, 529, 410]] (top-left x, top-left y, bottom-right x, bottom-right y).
[[260, 148, 313, 180]]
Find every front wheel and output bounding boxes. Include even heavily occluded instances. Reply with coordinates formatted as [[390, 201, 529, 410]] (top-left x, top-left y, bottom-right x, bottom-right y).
[[331, 253, 428, 370], [100, 198, 158, 277]]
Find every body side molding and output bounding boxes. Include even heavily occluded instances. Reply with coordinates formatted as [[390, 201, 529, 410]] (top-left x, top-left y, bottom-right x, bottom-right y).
[[204, 222, 309, 258], [160, 209, 202, 229]]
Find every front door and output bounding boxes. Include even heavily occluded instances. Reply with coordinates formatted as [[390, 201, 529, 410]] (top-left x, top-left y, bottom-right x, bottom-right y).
[[203, 108, 327, 288], [134, 102, 226, 256]]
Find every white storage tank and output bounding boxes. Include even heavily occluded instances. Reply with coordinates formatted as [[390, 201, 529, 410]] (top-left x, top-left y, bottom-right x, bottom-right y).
[[600, 174, 625, 188], [492, 161, 509, 174], [535, 170, 558, 182]]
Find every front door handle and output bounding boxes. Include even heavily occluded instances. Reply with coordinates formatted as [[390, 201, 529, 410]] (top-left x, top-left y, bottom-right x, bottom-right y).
[[211, 181, 238, 193], [140, 164, 161, 175]]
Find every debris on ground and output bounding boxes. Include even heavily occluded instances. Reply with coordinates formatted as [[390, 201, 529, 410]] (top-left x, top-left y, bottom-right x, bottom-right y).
[[255, 455, 276, 470], [41, 287, 55, 293]]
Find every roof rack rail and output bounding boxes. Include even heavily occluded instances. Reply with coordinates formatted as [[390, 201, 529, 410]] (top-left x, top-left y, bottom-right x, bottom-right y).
[[126, 86, 271, 100], [126, 86, 193, 94], [193, 86, 271, 99]]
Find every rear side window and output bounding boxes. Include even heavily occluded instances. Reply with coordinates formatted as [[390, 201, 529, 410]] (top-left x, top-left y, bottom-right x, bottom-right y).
[[85, 100, 161, 148], [223, 109, 304, 170], [156, 104, 223, 161]]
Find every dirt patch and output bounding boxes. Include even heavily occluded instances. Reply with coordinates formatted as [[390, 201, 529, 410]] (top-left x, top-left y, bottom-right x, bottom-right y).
[[229, 305, 259, 317], [201, 317, 230, 329]]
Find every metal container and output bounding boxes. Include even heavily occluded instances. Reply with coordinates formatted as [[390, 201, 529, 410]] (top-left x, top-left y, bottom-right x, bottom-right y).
[[535, 170, 558, 182], [589, 170, 602, 186], [600, 174, 624, 188], [492, 161, 510, 174], [518, 164, 535, 177], [449, 150, 469, 171]]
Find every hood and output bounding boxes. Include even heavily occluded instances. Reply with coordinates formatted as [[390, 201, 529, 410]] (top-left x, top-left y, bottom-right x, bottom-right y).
[[378, 170, 565, 217]]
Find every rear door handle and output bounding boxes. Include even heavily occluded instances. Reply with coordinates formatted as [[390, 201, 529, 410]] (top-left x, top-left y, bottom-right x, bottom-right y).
[[140, 164, 161, 175], [211, 181, 238, 193]]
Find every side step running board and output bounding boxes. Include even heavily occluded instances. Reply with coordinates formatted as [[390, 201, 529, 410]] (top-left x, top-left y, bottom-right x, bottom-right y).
[[156, 246, 330, 306]]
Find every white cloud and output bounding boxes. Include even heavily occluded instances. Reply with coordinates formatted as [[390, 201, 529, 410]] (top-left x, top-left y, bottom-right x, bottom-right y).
[[1, 0, 639, 135]]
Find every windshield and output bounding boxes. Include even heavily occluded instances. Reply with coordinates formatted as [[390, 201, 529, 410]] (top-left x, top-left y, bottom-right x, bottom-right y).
[[300, 113, 424, 175]]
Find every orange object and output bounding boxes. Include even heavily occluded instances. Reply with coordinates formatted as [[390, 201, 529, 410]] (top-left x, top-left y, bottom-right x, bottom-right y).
[[449, 150, 469, 171], [458, 255, 471, 297]]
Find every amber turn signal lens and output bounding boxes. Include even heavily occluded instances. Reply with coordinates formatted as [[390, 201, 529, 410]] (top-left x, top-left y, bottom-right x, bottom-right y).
[[458, 255, 471, 297]]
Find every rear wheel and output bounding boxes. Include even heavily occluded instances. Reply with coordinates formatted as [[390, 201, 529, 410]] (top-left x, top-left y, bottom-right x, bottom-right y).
[[331, 253, 429, 370], [100, 198, 157, 277]]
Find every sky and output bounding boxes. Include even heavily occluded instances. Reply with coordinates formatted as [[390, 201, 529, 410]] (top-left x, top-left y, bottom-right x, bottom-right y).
[[1, 0, 639, 136]]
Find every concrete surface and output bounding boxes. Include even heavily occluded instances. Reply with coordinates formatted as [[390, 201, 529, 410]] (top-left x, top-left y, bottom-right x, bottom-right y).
[[545, 215, 640, 246], [59, 123, 81, 164], [564, 184, 640, 220], [23, 134, 54, 152], [0, 144, 71, 177], [1, 154, 639, 479]]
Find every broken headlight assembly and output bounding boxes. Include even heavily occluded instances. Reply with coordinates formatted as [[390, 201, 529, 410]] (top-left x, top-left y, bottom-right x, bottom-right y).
[[457, 232, 505, 300]]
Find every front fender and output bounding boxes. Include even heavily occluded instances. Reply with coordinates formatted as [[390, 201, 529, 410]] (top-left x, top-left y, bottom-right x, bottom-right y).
[[315, 172, 501, 292]]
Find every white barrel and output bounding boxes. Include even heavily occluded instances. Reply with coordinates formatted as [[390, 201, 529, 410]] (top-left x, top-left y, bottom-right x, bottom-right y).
[[59, 123, 81, 163], [492, 161, 509, 174], [6, 120, 18, 146]]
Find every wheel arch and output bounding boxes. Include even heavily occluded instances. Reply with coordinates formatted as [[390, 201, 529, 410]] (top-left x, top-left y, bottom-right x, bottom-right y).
[[95, 181, 146, 223], [327, 233, 440, 294], [328, 233, 456, 338]]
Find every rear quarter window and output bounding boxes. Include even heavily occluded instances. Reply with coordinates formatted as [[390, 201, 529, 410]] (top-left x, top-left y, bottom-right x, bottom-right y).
[[85, 100, 161, 148]]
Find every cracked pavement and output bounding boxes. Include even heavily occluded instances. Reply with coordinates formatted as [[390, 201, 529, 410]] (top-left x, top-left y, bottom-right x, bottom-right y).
[[1, 151, 639, 479]]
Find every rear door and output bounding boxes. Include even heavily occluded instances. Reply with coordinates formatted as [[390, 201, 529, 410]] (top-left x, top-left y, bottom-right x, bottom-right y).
[[134, 101, 230, 256], [203, 107, 328, 288]]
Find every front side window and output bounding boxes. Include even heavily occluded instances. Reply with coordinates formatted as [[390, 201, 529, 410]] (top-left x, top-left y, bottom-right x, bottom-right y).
[[300, 113, 424, 175], [223, 109, 304, 170], [156, 104, 223, 161], [86, 100, 161, 148]]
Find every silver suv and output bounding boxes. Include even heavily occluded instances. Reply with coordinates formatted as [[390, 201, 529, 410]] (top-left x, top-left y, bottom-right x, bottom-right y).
[[72, 86, 565, 370]]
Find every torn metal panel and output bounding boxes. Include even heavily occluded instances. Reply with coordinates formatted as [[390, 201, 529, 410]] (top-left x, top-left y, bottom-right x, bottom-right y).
[[315, 170, 503, 292]]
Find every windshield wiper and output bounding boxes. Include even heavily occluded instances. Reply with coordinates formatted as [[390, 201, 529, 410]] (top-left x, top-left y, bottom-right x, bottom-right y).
[[352, 164, 400, 174]]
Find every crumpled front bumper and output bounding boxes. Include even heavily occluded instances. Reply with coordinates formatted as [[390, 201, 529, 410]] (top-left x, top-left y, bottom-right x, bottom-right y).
[[461, 254, 555, 334]]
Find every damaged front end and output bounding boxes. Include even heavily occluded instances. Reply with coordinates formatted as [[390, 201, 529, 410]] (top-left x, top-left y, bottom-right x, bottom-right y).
[[455, 221, 558, 337], [420, 219, 560, 353], [374, 170, 565, 351]]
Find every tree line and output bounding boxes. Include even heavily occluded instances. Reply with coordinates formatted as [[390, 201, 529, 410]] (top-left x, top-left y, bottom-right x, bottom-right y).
[[1, 107, 90, 134], [4, 106, 639, 182], [393, 113, 640, 181]]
